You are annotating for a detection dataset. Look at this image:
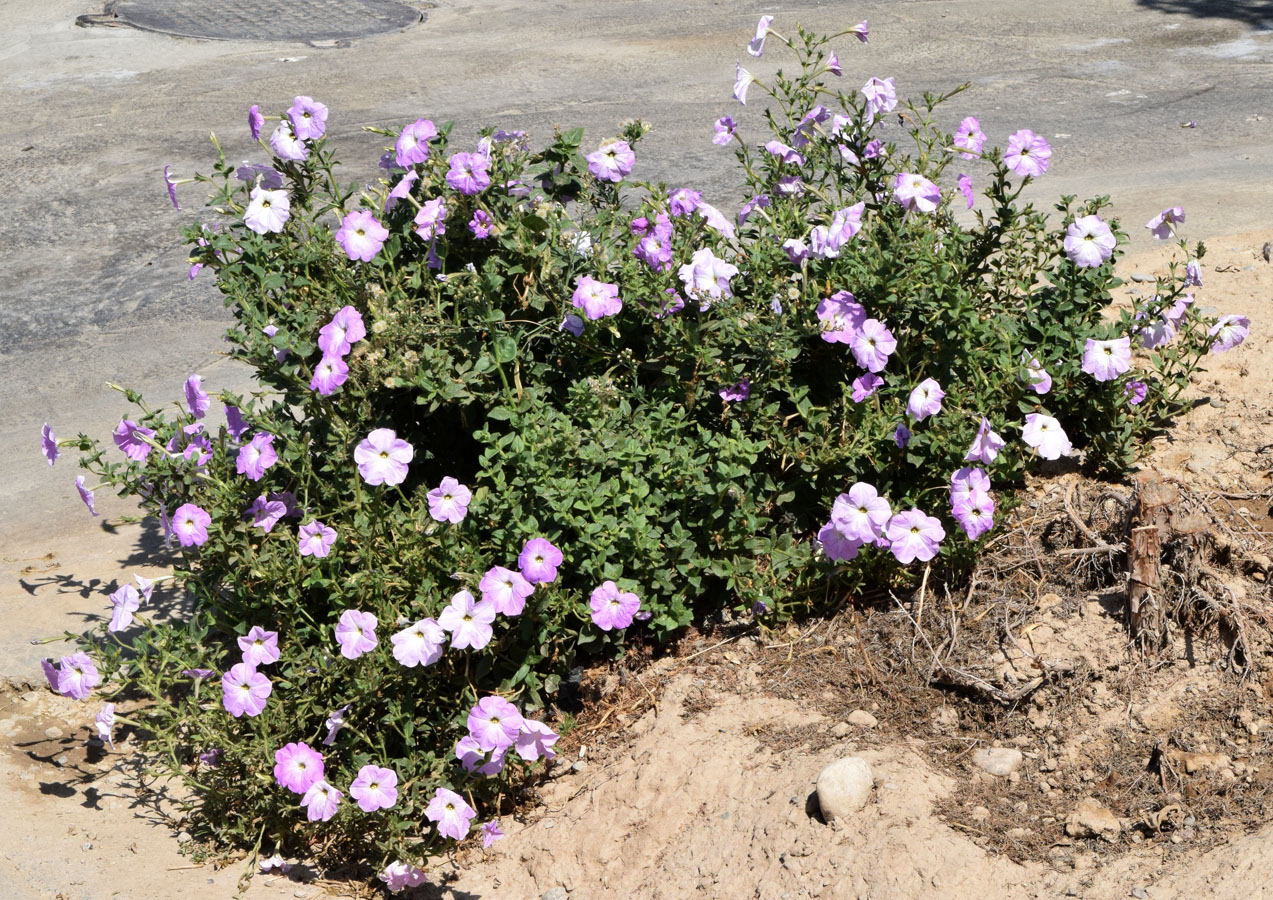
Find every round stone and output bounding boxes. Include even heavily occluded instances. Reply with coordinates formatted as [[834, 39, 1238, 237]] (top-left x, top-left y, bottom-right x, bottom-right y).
[[816, 756, 873, 821]]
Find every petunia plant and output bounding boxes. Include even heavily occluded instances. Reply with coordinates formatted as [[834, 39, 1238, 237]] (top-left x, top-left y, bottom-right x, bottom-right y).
[[45, 17, 1245, 888]]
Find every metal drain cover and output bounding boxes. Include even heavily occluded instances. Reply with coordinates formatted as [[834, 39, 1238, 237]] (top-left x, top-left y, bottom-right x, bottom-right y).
[[100, 0, 423, 43]]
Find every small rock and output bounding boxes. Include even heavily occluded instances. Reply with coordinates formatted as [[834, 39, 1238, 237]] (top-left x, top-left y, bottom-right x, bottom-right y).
[[44, 726, 63, 739], [1130, 273, 1154, 283], [81, 842, 93, 851], [816, 756, 874, 822], [970, 805, 990, 822], [1131, 887, 1147, 899], [542, 889, 569, 900], [830, 722, 851, 739], [1167, 750, 1232, 774], [972, 747, 1023, 777], [847, 710, 878, 729], [1065, 799, 1122, 840], [571, 760, 587, 773]]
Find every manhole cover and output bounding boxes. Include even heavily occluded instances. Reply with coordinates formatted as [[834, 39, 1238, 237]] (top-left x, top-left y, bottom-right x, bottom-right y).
[[94, 0, 423, 43]]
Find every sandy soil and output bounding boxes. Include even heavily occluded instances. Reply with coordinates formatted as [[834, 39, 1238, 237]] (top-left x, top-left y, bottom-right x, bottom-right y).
[[2, 233, 1270, 899]]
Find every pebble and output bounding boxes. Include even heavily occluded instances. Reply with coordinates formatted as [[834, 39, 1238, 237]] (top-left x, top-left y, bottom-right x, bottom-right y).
[[44, 726, 63, 739], [847, 710, 878, 729], [81, 842, 93, 851], [972, 747, 1023, 776], [1130, 273, 1154, 283], [542, 888, 569, 900], [970, 805, 990, 822], [1066, 799, 1122, 840], [571, 760, 587, 773], [830, 722, 851, 738], [1131, 888, 1147, 899], [815, 757, 874, 822]]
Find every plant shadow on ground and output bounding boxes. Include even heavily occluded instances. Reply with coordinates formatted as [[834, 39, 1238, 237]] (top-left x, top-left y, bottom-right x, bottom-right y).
[[1136, 0, 1273, 26]]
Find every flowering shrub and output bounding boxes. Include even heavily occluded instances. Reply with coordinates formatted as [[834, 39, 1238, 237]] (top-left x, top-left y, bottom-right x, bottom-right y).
[[45, 18, 1245, 885]]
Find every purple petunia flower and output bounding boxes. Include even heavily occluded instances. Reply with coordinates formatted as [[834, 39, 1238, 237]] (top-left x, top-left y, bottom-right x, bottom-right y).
[[298, 520, 337, 558], [322, 705, 349, 746], [747, 14, 773, 56], [426, 788, 476, 841], [41, 423, 59, 467], [1125, 380, 1148, 405], [113, 420, 155, 461], [1082, 337, 1132, 382], [783, 238, 809, 264], [235, 163, 284, 190], [413, 197, 448, 240], [861, 76, 897, 122], [171, 503, 211, 547], [737, 193, 770, 226], [586, 140, 636, 183], [41, 658, 60, 693], [893, 423, 911, 448], [395, 118, 437, 166], [1185, 259, 1203, 287], [224, 404, 249, 441], [885, 508, 946, 564], [764, 140, 805, 167], [355, 428, 414, 487], [515, 718, 559, 761], [184, 374, 209, 419], [817, 521, 862, 562], [57, 651, 100, 700], [894, 173, 941, 214], [310, 355, 349, 396], [438, 590, 496, 650], [236, 432, 278, 482], [1064, 215, 1116, 268], [950, 466, 992, 510], [965, 417, 1005, 464], [334, 609, 378, 660], [479, 566, 534, 616], [831, 482, 892, 543], [274, 742, 325, 794], [75, 476, 98, 516], [350, 764, 399, 812], [318, 305, 366, 358], [182, 668, 215, 681], [907, 378, 945, 420], [589, 581, 641, 631], [827, 50, 843, 75], [1146, 206, 1185, 240], [668, 187, 702, 218], [164, 165, 181, 210], [248, 105, 264, 141], [571, 275, 622, 320], [335, 210, 389, 262], [481, 820, 505, 848], [1005, 129, 1052, 178], [456, 735, 508, 776], [427, 477, 472, 524], [713, 116, 738, 145], [269, 120, 308, 161], [1210, 315, 1250, 353], [221, 662, 271, 717], [468, 209, 493, 239], [957, 174, 975, 209], [953, 490, 995, 540], [287, 96, 328, 141], [518, 538, 563, 584], [244, 186, 291, 234], [238, 626, 281, 667], [852, 19, 869, 41], [678, 247, 738, 307], [468, 696, 524, 751], [953, 117, 986, 159], [95, 703, 116, 750], [108, 583, 140, 633], [817, 291, 865, 343], [1021, 353, 1052, 395], [1022, 413, 1072, 460], [380, 862, 428, 894], [384, 169, 418, 212], [719, 379, 750, 402], [560, 314, 585, 336], [734, 64, 756, 104], [1137, 309, 1175, 349], [301, 780, 341, 822], [851, 373, 883, 403], [446, 152, 491, 195], [391, 618, 445, 668]]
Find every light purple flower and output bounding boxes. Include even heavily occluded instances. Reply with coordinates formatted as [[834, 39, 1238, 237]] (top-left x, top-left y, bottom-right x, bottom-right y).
[[861, 76, 898, 122], [391, 618, 446, 667], [885, 509, 946, 564], [1005, 129, 1052, 178], [953, 491, 995, 540], [456, 736, 507, 776], [395, 118, 437, 166], [678, 247, 738, 306], [1125, 380, 1148, 405], [560, 314, 585, 336], [350, 764, 398, 812], [318, 305, 366, 358], [765, 140, 805, 166], [380, 862, 428, 894], [1210, 315, 1250, 353], [893, 173, 941, 214], [468, 209, 493, 239], [335, 210, 389, 262], [269, 121, 308, 161], [355, 428, 414, 487], [695, 200, 737, 239], [171, 503, 211, 547], [384, 169, 418, 211], [634, 219, 674, 272], [274, 742, 325, 794], [852, 20, 869, 42], [571, 275, 622, 320], [446, 152, 491, 195], [248, 495, 286, 532], [1165, 293, 1195, 326], [236, 432, 278, 481], [321, 705, 350, 746], [426, 788, 476, 841], [953, 117, 986, 159], [713, 116, 738, 145], [1082, 337, 1132, 382], [199, 748, 223, 767], [57, 652, 100, 700], [1022, 413, 1072, 460], [468, 696, 524, 751], [719, 379, 750, 402], [183, 668, 215, 681], [950, 467, 992, 509], [783, 238, 809, 264], [298, 520, 337, 558], [221, 662, 271, 718], [893, 423, 911, 448], [1146, 206, 1185, 240], [479, 566, 535, 616], [775, 175, 805, 197], [907, 378, 945, 420], [108, 583, 140, 632], [334, 609, 377, 660], [301, 780, 341, 822], [238, 626, 281, 667], [41, 423, 59, 467], [75, 476, 98, 517], [817, 291, 865, 343], [235, 163, 284, 190], [817, 522, 862, 562], [734, 64, 756, 104], [957, 174, 975, 209], [851, 373, 883, 402], [180, 374, 209, 419], [827, 50, 843, 75], [244, 186, 290, 234], [965, 417, 1005, 464], [1022, 354, 1052, 395], [1185, 259, 1203, 287], [590, 581, 641, 631], [737, 193, 770, 226], [248, 104, 263, 141], [1138, 311, 1176, 349], [310, 355, 349, 396], [481, 820, 505, 848], [518, 538, 563, 584], [287, 96, 327, 141], [427, 477, 471, 524], [747, 15, 773, 56], [113, 419, 155, 461], [831, 482, 892, 543], [41, 658, 60, 693], [438, 590, 496, 650], [669, 187, 701, 217], [413, 197, 448, 240], [1064, 215, 1116, 268], [163, 164, 181, 209], [95, 703, 116, 750], [586, 140, 636, 183], [225, 404, 249, 441], [515, 718, 560, 762]]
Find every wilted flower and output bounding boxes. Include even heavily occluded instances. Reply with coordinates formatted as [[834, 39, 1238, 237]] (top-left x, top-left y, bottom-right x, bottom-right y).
[[75, 476, 98, 517], [481, 820, 505, 848], [41, 423, 59, 467], [893, 423, 912, 448], [1185, 259, 1203, 287], [957, 174, 975, 209], [248, 104, 264, 141], [1125, 380, 1148, 405], [94, 703, 116, 750]]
